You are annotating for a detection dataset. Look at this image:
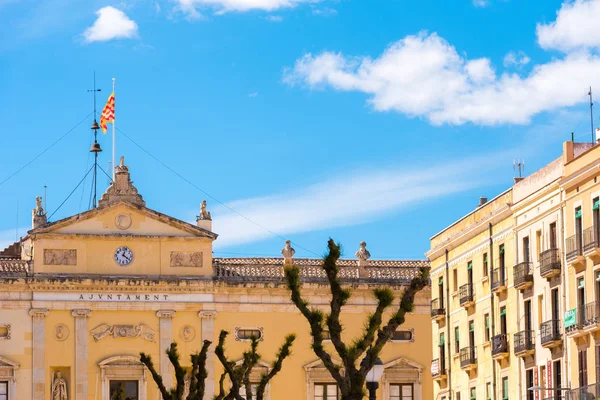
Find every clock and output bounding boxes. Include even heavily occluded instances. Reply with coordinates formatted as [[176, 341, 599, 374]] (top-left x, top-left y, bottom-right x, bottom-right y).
[[114, 246, 133, 266]]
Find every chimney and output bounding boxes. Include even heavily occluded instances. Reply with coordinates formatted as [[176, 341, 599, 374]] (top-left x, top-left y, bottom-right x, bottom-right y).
[[479, 197, 488, 207], [514, 177, 525, 184], [563, 141, 575, 164]]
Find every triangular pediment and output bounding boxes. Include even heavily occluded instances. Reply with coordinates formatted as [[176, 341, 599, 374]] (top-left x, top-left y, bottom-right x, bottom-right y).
[[0, 355, 19, 369], [29, 201, 217, 240], [303, 358, 343, 371]]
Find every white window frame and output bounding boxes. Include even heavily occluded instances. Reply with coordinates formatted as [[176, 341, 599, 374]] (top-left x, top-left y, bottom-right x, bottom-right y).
[[381, 357, 423, 400], [303, 358, 343, 400], [234, 327, 264, 342], [99, 355, 147, 400]]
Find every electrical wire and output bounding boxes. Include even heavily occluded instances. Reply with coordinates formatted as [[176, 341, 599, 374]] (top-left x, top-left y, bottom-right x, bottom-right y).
[[98, 164, 113, 183], [0, 112, 93, 189], [48, 165, 94, 220], [117, 126, 321, 257]]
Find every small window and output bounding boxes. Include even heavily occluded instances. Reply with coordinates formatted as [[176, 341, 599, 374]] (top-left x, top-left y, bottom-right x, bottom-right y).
[[470, 387, 476, 400], [453, 269, 458, 292], [502, 377, 509, 400], [235, 328, 263, 341], [390, 383, 414, 400], [484, 314, 490, 342], [0, 382, 7, 400], [454, 326, 460, 353], [241, 383, 259, 400], [483, 253, 488, 277], [314, 383, 337, 400], [392, 329, 414, 342]]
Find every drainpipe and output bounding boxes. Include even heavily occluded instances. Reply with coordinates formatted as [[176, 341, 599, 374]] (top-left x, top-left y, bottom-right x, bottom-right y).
[[446, 248, 452, 398], [489, 223, 497, 400], [514, 223, 522, 399], [559, 190, 570, 391]]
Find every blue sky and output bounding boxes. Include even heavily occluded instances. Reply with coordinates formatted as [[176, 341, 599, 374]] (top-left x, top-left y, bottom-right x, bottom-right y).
[[1, 0, 600, 260]]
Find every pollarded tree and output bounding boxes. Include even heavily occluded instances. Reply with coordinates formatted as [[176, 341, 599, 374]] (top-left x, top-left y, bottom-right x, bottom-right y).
[[140, 340, 211, 400], [285, 239, 429, 400], [214, 330, 296, 400]]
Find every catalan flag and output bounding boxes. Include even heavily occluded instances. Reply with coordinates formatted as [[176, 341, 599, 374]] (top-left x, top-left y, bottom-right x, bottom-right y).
[[100, 92, 115, 134]]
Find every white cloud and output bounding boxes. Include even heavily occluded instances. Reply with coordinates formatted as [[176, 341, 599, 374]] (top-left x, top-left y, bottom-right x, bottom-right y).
[[537, 0, 600, 52], [248, 92, 259, 97], [155, 2, 161, 13], [210, 155, 504, 248], [473, 0, 489, 7], [312, 7, 337, 16], [284, 31, 600, 126], [503, 51, 531, 68], [83, 6, 139, 43], [174, 0, 319, 16]]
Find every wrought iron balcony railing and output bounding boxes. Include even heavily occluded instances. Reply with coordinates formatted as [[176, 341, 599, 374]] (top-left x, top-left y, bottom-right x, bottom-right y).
[[431, 358, 446, 379], [513, 330, 535, 356], [566, 383, 600, 400], [566, 233, 583, 261], [430, 298, 445, 319], [513, 261, 533, 290], [491, 334, 509, 358], [491, 267, 506, 292], [539, 249, 561, 278], [459, 283, 474, 306], [540, 319, 561, 347], [583, 226, 599, 253], [459, 346, 477, 369], [581, 301, 600, 329]]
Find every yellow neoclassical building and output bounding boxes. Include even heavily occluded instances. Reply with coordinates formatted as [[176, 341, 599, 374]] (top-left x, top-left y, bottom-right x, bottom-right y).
[[0, 160, 432, 400], [428, 140, 600, 400]]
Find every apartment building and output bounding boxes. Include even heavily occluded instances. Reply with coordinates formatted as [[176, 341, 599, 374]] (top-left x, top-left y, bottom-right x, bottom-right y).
[[429, 141, 597, 400]]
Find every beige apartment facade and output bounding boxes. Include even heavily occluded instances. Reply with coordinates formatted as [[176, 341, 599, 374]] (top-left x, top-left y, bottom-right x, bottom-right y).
[[0, 161, 432, 400], [429, 141, 600, 400]]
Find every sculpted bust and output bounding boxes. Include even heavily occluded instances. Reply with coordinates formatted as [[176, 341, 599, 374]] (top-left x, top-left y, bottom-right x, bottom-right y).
[[355, 241, 371, 267], [281, 240, 295, 265]]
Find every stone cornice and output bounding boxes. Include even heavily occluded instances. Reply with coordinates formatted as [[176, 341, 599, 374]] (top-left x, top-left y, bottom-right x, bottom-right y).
[[156, 310, 176, 318], [29, 308, 48, 318], [71, 309, 92, 318]]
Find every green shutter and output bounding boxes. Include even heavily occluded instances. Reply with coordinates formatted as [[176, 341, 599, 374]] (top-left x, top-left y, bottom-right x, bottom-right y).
[[503, 378, 509, 400], [575, 209, 582, 219], [485, 315, 489, 329], [500, 307, 506, 317], [467, 261, 473, 270], [440, 333, 445, 346], [483, 253, 488, 263], [593, 198, 599, 211], [499, 245, 504, 255], [455, 328, 459, 342], [596, 271, 600, 282], [469, 321, 475, 332], [578, 278, 585, 289], [439, 277, 443, 285]]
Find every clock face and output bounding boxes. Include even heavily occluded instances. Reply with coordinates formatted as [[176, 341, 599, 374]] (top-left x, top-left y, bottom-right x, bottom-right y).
[[114, 246, 133, 266]]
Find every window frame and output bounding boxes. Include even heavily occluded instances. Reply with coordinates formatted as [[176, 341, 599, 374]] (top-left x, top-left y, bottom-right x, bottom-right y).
[[389, 383, 414, 400], [313, 382, 338, 400], [0, 381, 7, 400], [234, 327, 264, 342]]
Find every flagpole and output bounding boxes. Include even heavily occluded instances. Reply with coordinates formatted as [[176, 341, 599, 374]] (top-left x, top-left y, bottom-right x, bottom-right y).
[[112, 77, 116, 180]]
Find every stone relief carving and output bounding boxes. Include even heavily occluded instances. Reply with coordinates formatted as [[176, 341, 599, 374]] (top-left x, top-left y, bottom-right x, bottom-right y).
[[198, 200, 212, 221], [180, 325, 195, 342], [90, 323, 156, 342], [54, 324, 69, 341], [281, 240, 295, 266], [0, 324, 11, 340], [115, 214, 132, 230], [51, 370, 68, 400], [98, 157, 146, 208], [44, 249, 77, 266], [170, 252, 203, 268]]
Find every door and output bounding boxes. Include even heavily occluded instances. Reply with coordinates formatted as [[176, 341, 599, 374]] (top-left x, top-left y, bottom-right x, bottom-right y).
[[439, 279, 444, 309], [553, 360, 561, 400], [525, 300, 532, 344], [552, 289, 559, 334], [550, 222, 557, 249], [576, 207, 583, 253], [523, 236, 530, 262], [469, 320, 475, 359]]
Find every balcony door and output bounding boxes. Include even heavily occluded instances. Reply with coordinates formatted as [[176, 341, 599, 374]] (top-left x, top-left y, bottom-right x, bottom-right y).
[[524, 300, 532, 343], [523, 236, 530, 263], [550, 222, 557, 249], [552, 288, 560, 336], [576, 207, 583, 254], [578, 278, 586, 322]]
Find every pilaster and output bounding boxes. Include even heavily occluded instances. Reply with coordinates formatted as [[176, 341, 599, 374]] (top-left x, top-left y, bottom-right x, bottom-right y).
[[157, 310, 176, 389], [199, 311, 217, 400], [72, 309, 91, 400], [29, 308, 49, 400]]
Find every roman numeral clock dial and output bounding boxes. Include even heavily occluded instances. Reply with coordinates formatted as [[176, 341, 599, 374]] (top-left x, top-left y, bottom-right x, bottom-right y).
[[114, 246, 133, 266]]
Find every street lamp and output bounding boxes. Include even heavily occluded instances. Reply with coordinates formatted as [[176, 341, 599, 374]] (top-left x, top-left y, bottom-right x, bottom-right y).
[[361, 357, 384, 400]]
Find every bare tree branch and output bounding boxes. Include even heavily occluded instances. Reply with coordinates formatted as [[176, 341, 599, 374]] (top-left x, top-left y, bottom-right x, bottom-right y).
[[140, 352, 172, 400]]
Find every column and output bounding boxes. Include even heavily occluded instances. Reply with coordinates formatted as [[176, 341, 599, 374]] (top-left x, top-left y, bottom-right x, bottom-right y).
[[156, 310, 176, 389], [29, 308, 49, 400], [72, 309, 91, 400], [199, 311, 217, 400]]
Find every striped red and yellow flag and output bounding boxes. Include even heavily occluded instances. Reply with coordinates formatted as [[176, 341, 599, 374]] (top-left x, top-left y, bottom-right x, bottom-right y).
[[99, 92, 115, 134]]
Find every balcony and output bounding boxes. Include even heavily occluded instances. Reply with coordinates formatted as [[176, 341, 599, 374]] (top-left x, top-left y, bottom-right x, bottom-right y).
[[459, 346, 477, 371], [565, 308, 585, 338], [581, 301, 600, 332], [513, 330, 535, 357], [540, 320, 562, 348], [430, 298, 445, 322], [539, 248, 561, 279], [491, 268, 506, 294], [566, 384, 600, 400], [491, 334, 509, 360], [431, 358, 446, 381], [459, 283, 474, 308], [513, 262, 533, 291], [566, 234, 585, 272], [583, 226, 600, 262]]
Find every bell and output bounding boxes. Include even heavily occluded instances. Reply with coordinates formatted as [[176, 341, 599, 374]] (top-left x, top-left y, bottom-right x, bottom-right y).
[[91, 120, 100, 130], [90, 142, 103, 153]]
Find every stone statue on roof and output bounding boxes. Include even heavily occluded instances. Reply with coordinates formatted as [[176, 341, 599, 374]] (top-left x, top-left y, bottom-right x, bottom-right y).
[[282, 240, 295, 265], [355, 241, 371, 267], [198, 200, 212, 221]]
